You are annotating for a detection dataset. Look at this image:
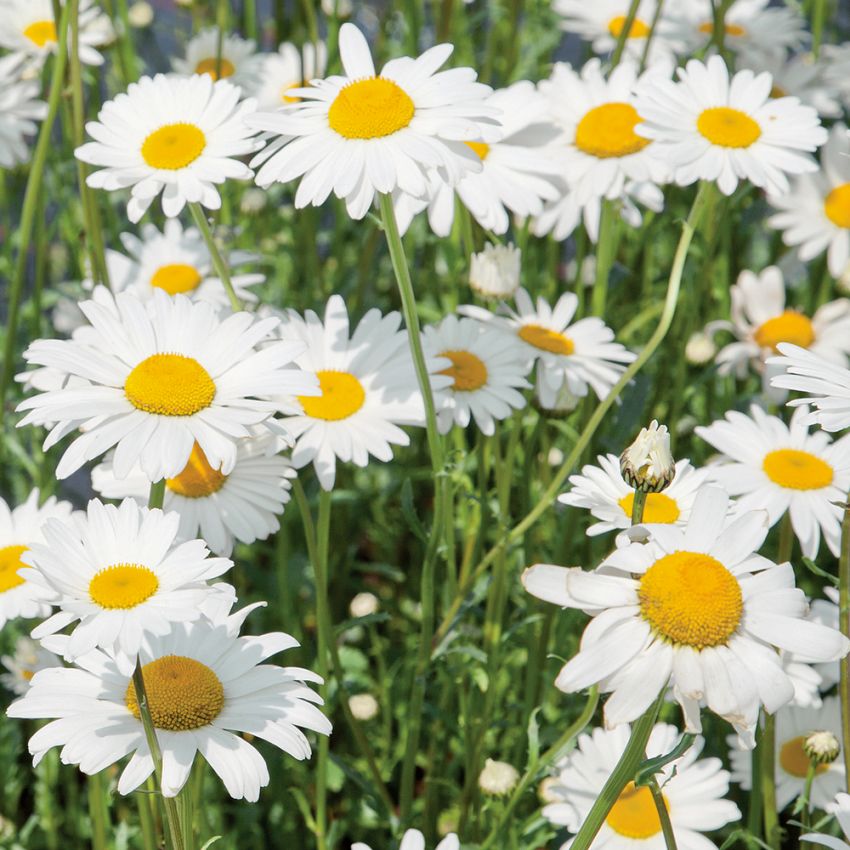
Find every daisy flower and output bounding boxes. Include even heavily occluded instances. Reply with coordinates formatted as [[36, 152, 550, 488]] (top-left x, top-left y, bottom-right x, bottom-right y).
[[540, 59, 671, 206], [543, 723, 740, 850], [22, 498, 234, 660], [172, 26, 261, 90], [421, 315, 530, 436], [522, 487, 850, 743], [0, 53, 46, 169], [559, 455, 709, 537], [804, 792, 850, 849], [7, 602, 332, 800], [801, 587, 841, 691], [17, 289, 317, 482], [712, 265, 850, 389], [728, 696, 845, 811], [251, 41, 328, 111], [0, 637, 61, 696], [469, 242, 521, 299], [92, 435, 295, 557], [0, 489, 74, 630], [75, 73, 261, 223], [0, 0, 113, 68], [353, 831, 458, 850], [274, 294, 448, 490], [747, 51, 842, 120], [768, 124, 850, 277], [695, 404, 850, 558], [635, 55, 827, 196], [459, 288, 635, 408], [248, 23, 498, 220]]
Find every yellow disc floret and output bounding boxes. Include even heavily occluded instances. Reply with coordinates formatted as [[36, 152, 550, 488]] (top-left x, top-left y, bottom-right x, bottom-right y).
[[466, 141, 490, 160], [762, 449, 834, 491], [167, 442, 227, 498], [606, 782, 667, 839], [89, 563, 160, 610], [23, 20, 57, 47], [141, 123, 207, 170], [298, 370, 366, 421], [779, 736, 830, 779], [328, 77, 415, 140], [607, 16, 650, 38], [125, 655, 225, 731], [518, 324, 575, 355], [0, 545, 28, 594], [194, 57, 235, 80], [439, 350, 489, 392], [125, 353, 216, 416], [618, 492, 681, 524], [575, 103, 651, 159], [825, 184, 850, 229], [150, 264, 203, 295], [754, 311, 815, 351], [639, 551, 743, 649], [696, 107, 761, 148]]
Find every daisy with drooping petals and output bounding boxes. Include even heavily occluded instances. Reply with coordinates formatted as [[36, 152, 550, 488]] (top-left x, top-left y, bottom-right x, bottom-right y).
[[0, 0, 113, 68], [559, 455, 709, 537], [8, 602, 332, 801], [0, 53, 46, 169], [421, 315, 530, 436], [696, 404, 850, 558], [769, 124, 850, 278], [0, 637, 61, 696], [635, 55, 827, 196], [0, 490, 74, 630], [17, 289, 317, 482], [274, 295, 448, 490], [728, 696, 845, 811], [248, 23, 498, 220], [172, 27, 261, 90], [251, 41, 328, 112], [543, 723, 740, 850], [712, 265, 850, 389], [353, 831, 459, 850], [22, 498, 234, 660], [75, 74, 261, 223], [522, 487, 850, 744], [460, 288, 635, 408], [92, 435, 295, 557]]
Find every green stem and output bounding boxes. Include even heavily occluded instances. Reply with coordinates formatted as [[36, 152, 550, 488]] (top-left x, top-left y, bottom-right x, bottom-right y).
[[800, 762, 817, 840], [839, 492, 850, 792], [215, 0, 226, 81], [591, 200, 619, 318], [649, 777, 678, 850], [630, 490, 647, 525], [114, 0, 139, 84], [610, 0, 641, 67], [188, 203, 242, 312], [87, 771, 109, 850], [137, 790, 158, 850], [761, 713, 780, 850], [148, 480, 166, 510], [314, 488, 332, 850], [811, 0, 826, 58], [639, 0, 665, 70]]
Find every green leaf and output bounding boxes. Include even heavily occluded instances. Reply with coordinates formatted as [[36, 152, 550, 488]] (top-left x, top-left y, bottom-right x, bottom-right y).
[[635, 734, 696, 786], [400, 478, 428, 542]]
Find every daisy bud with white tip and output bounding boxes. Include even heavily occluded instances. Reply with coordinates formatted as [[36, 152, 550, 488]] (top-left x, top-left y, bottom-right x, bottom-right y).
[[348, 693, 379, 721], [470, 243, 521, 299], [478, 758, 519, 796], [804, 730, 841, 766], [350, 592, 379, 618], [620, 420, 675, 494]]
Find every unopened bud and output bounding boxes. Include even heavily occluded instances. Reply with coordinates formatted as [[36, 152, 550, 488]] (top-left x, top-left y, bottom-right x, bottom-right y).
[[348, 693, 379, 721], [478, 758, 519, 796], [470, 243, 521, 299], [620, 420, 675, 493], [803, 730, 841, 765], [685, 331, 717, 365], [349, 592, 379, 618]]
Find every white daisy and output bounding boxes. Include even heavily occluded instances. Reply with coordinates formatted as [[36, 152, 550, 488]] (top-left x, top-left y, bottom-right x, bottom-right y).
[[802, 586, 841, 691], [172, 26, 261, 90], [353, 830, 459, 850], [559, 454, 709, 537], [7, 602, 332, 800], [543, 722, 740, 850], [0, 0, 113, 68], [0, 53, 46, 169], [695, 404, 850, 558], [522, 487, 850, 744], [0, 489, 74, 630], [75, 73, 261, 223], [469, 242, 521, 299], [250, 41, 328, 112], [768, 124, 850, 278], [0, 636, 61, 696], [459, 288, 635, 408], [22, 498, 234, 660], [635, 55, 827, 196], [248, 23, 498, 220], [747, 51, 843, 120], [91, 435, 295, 557], [728, 696, 845, 811], [17, 289, 317, 481], [421, 314, 530, 436]]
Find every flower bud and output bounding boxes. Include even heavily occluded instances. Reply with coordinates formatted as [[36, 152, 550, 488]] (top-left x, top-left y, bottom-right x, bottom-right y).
[[470, 243, 521, 299], [803, 730, 841, 765], [620, 420, 675, 493], [349, 592, 379, 618], [127, 1, 154, 27], [478, 758, 519, 796], [685, 331, 717, 365], [348, 693, 379, 721]]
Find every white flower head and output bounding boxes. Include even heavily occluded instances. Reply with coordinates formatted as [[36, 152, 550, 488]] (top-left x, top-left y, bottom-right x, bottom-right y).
[[352, 831, 459, 850], [0, 53, 46, 169], [479, 758, 519, 796], [249, 41, 328, 111], [470, 243, 521, 299], [172, 27, 261, 91], [0, 636, 61, 695]]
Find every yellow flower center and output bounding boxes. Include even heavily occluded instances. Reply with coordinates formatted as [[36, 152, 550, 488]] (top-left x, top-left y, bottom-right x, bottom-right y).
[[779, 736, 830, 779], [328, 77, 415, 140], [280, 80, 307, 103], [166, 442, 227, 498], [125, 655, 225, 731], [89, 563, 160, 610], [466, 141, 491, 160], [194, 57, 236, 80], [762, 448, 834, 491], [696, 107, 761, 148], [824, 184, 850, 229], [125, 353, 216, 417], [21, 669, 36, 682], [698, 21, 746, 37], [607, 15, 650, 38], [150, 263, 203, 295], [0, 545, 28, 594], [639, 551, 743, 649], [298, 370, 366, 421], [518, 324, 575, 355], [141, 123, 207, 170], [23, 19, 57, 47], [618, 492, 681, 524], [575, 102, 651, 159], [438, 350, 489, 392], [753, 311, 815, 352], [606, 782, 667, 838]]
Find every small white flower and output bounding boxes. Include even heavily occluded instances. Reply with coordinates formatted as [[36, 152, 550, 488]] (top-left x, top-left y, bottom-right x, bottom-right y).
[[478, 758, 519, 796], [0, 637, 61, 696], [0, 53, 46, 169], [172, 27, 261, 91], [469, 243, 521, 299], [353, 830, 458, 850]]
